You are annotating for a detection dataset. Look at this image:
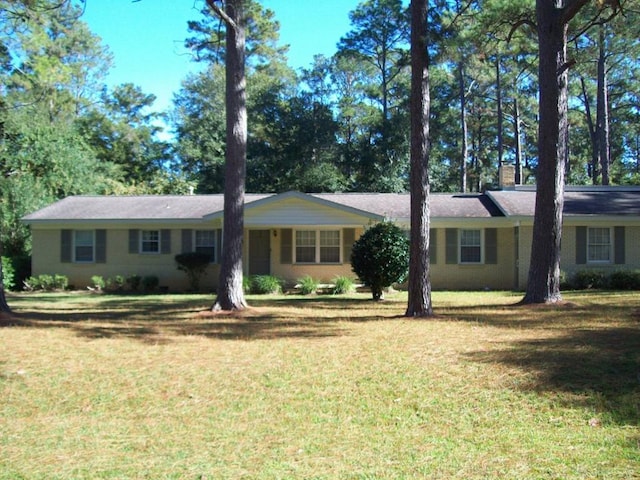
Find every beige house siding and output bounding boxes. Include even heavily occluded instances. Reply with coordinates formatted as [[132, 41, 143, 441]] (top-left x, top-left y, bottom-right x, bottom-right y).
[[517, 225, 533, 290], [245, 196, 374, 227], [30, 225, 222, 291], [25, 190, 640, 293], [430, 227, 516, 290], [516, 223, 640, 289], [265, 227, 364, 285], [561, 223, 640, 279]]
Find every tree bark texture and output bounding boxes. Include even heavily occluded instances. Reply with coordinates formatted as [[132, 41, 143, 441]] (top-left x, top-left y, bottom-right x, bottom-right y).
[[405, 0, 433, 318], [522, 0, 569, 304], [211, 0, 248, 311]]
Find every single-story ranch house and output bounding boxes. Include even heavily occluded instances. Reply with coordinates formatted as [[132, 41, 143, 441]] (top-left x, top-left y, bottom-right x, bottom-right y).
[[22, 172, 640, 292]]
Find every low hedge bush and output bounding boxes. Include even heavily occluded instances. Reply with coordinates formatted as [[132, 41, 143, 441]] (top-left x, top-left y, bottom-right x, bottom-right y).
[[249, 275, 283, 294]]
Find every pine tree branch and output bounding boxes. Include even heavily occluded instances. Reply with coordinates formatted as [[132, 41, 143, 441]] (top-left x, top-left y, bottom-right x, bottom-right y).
[[205, 0, 238, 31]]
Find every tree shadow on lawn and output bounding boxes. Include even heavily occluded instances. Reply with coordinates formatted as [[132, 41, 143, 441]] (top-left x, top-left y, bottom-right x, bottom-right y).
[[463, 309, 640, 426], [5, 294, 397, 343]]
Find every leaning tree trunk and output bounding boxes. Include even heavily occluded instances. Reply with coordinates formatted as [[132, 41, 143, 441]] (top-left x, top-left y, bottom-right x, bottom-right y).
[[209, 0, 247, 311], [522, 0, 570, 304], [405, 0, 433, 318]]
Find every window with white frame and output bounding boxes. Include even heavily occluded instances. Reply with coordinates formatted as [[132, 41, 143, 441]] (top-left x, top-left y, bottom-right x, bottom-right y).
[[295, 229, 341, 263], [295, 230, 316, 263], [74, 230, 94, 262], [459, 229, 481, 264], [587, 227, 611, 263], [195, 230, 216, 262], [141, 230, 160, 253], [320, 230, 341, 263]]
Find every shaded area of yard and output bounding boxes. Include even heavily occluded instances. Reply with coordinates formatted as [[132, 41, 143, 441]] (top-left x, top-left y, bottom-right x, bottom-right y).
[[7, 291, 640, 424], [1, 290, 639, 478], [467, 324, 640, 426]]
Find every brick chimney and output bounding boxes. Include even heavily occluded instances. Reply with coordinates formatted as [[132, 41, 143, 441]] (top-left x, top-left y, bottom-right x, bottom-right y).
[[498, 164, 516, 189]]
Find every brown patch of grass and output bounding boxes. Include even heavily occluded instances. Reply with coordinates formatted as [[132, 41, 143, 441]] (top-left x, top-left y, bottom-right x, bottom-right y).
[[1, 290, 639, 478]]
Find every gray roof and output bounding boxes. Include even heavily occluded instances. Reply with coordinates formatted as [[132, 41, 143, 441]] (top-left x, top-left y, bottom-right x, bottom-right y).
[[23, 187, 640, 224], [489, 187, 640, 217], [311, 193, 504, 219], [22, 194, 273, 222]]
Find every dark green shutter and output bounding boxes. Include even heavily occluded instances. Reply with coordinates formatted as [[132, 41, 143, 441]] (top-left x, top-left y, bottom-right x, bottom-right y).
[[281, 229, 292, 264], [485, 228, 497, 264], [129, 229, 139, 254], [445, 228, 458, 264], [95, 230, 106, 263], [161, 229, 171, 254], [343, 228, 355, 264], [614, 226, 625, 265], [60, 230, 72, 263], [181, 229, 193, 253], [576, 226, 587, 264], [429, 228, 437, 264]]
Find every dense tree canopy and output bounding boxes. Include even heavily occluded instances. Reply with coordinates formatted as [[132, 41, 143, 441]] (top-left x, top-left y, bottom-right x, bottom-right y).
[[1, 0, 639, 278]]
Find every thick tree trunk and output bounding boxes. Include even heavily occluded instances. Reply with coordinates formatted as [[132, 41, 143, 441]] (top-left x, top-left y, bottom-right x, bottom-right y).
[[405, 0, 433, 318], [522, 0, 569, 304], [211, 0, 247, 311]]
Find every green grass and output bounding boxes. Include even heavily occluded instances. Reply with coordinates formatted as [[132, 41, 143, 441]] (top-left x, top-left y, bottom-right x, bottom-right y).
[[1, 290, 639, 479]]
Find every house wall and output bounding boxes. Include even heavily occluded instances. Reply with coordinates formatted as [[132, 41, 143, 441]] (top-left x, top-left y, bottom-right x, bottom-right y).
[[266, 227, 365, 286], [30, 215, 640, 293], [30, 225, 221, 291], [517, 223, 640, 289], [517, 225, 533, 289], [430, 227, 517, 290], [245, 196, 372, 226]]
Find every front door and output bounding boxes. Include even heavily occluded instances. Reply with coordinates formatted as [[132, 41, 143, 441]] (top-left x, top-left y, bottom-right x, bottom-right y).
[[249, 229, 271, 276]]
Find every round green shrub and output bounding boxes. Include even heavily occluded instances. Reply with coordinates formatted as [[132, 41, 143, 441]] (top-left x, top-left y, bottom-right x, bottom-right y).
[[350, 221, 409, 300], [175, 252, 211, 291], [250, 275, 283, 294]]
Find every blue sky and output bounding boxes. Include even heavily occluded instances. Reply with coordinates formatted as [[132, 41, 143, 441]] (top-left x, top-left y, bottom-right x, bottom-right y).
[[82, 0, 360, 113]]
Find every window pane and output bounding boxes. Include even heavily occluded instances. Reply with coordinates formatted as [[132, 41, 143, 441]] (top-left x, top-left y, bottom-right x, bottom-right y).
[[460, 246, 481, 263], [142, 230, 160, 253], [320, 231, 340, 263], [460, 229, 481, 263], [195, 230, 215, 247], [588, 227, 611, 262], [296, 230, 316, 263], [195, 230, 216, 262], [74, 230, 94, 262]]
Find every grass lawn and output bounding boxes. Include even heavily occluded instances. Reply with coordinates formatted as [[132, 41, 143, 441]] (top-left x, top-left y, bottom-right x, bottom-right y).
[[1, 290, 639, 479]]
